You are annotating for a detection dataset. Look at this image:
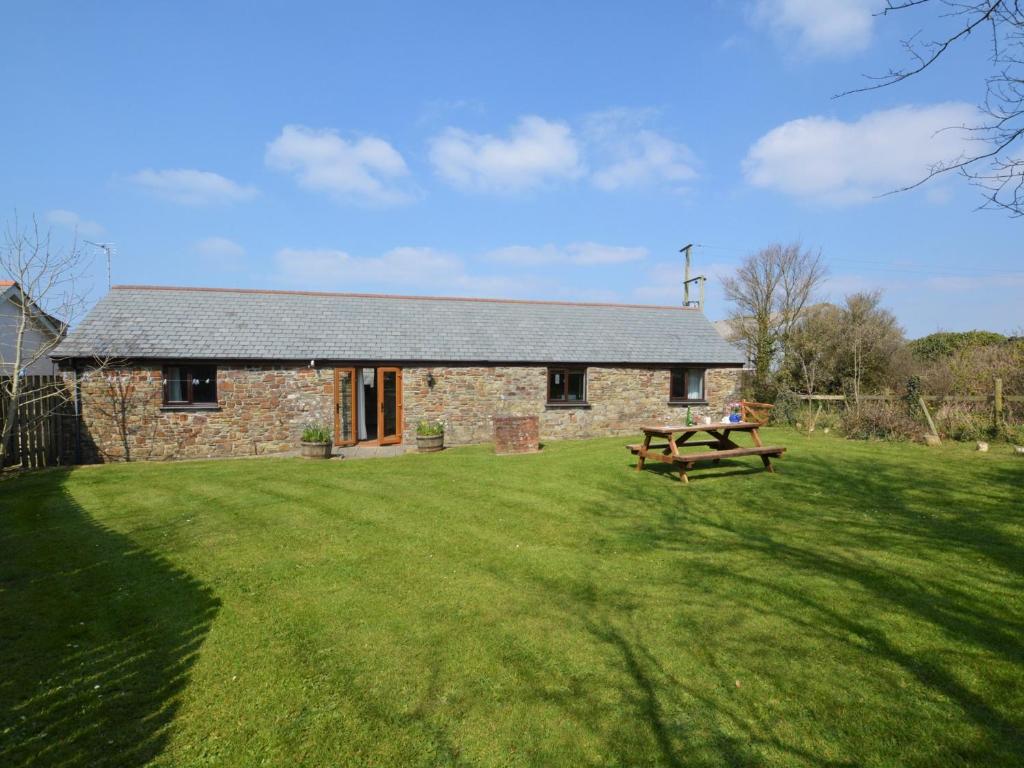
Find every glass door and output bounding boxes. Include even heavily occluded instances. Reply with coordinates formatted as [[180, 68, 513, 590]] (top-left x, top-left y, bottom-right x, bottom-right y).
[[333, 368, 357, 446], [377, 367, 403, 445]]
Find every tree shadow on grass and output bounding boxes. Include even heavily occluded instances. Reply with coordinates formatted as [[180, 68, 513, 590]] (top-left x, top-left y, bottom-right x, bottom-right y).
[[0, 470, 220, 768], [484, 565, 862, 768], [575, 442, 1024, 764]]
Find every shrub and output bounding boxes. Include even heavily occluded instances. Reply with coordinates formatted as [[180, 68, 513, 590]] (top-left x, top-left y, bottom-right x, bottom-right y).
[[771, 391, 801, 426], [1004, 424, 1024, 446], [301, 423, 331, 443], [933, 404, 995, 443], [772, 391, 841, 432], [909, 330, 1007, 362], [840, 402, 920, 441], [416, 420, 444, 437]]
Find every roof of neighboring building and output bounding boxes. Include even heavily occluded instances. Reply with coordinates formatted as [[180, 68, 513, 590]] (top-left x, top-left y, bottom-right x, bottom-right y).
[[1, 280, 63, 334], [52, 285, 747, 365]]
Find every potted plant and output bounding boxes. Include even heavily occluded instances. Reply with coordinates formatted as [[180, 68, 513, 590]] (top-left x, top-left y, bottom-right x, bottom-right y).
[[300, 422, 332, 458], [416, 420, 445, 452], [728, 402, 743, 423]]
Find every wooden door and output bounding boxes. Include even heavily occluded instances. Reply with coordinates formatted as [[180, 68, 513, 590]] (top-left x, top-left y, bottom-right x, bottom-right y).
[[377, 367, 403, 445], [333, 367, 357, 446]]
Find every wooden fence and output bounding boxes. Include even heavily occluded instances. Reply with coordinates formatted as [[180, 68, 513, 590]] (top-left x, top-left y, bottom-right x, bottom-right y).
[[0, 375, 68, 469], [794, 377, 1020, 440]]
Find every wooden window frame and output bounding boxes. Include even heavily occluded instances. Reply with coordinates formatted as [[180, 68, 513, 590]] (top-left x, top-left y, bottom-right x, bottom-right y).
[[669, 367, 706, 404], [162, 363, 218, 407], [547, 367, 588, 405], [333, 367, 358, 447]]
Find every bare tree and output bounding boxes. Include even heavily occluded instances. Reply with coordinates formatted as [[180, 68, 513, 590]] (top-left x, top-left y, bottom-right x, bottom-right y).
[[840, 292, 907, 409], [721, 243, 828, 400], [839, 1, 1024, 215], [785, 304, 843, 394], [0, 215, 91, 465]]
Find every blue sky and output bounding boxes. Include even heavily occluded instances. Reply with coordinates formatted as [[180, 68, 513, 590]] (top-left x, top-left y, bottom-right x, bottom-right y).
[[2, 0, 1021, 337]]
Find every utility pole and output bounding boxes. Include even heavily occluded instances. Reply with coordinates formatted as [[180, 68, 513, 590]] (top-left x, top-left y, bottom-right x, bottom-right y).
[[681, 243, 693, 306], [680, 242, 706, 310]]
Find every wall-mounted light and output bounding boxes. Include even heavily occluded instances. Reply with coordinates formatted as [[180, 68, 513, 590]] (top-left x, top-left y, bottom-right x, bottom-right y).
[[309, 359, 316, 368], [427, 372, 436, 389]]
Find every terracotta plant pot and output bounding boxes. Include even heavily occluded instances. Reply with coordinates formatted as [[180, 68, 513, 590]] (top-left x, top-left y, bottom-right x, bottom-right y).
[[300, 441, 332, 459], [416, 433, 444, 453]]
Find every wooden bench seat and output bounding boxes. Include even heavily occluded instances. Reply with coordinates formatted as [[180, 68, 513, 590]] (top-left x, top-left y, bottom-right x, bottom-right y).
[[674, 445, 785, 483], [626, 439, 723, 454], [674, 445, 785, 465], [628, 442, 786, 483]]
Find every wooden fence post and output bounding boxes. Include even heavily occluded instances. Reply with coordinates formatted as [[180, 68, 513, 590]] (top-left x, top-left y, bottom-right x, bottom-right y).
[[919, 396, 940, 442], [994, 377, 1004, 435]]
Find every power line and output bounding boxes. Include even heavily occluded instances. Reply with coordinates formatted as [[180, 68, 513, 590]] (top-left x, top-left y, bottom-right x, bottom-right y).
[[692, 243, 1024, 278]]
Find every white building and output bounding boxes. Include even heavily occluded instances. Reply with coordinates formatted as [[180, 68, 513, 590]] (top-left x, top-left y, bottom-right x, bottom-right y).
[[0, 281, 63, 376]]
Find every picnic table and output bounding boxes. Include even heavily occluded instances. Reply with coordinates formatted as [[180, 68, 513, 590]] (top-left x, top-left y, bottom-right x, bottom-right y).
[[627, 421, 785, 484]]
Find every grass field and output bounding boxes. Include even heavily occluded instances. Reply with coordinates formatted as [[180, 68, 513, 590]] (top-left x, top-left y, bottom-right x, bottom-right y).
[[1, 429, 1022, 767]]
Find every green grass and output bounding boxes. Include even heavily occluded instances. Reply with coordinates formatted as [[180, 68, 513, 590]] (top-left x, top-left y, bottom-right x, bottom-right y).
[[1, 429, 1022, 767]]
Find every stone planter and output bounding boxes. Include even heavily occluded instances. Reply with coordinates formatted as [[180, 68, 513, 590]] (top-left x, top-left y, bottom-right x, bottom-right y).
[[494, 415, 540, 454], [300, 441, 332, 459], [416, 433, 444, 453]]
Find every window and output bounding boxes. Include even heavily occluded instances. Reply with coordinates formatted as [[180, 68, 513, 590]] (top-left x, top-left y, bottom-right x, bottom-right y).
[[670, 368, 705, 402], [163, 364, 218, 406], [548, 367, 587, 404]]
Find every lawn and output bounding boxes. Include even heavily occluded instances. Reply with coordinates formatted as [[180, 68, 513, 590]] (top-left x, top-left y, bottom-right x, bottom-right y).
[[1, 429, 1022, 767]]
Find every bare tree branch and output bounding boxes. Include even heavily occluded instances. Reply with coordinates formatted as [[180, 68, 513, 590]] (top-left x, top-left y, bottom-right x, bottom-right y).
[[837, 0, 1024, 215], [721, 243, 828, 401]]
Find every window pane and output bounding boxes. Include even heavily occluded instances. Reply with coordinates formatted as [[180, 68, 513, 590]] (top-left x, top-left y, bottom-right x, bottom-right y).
[[567, 371, 585, 401], [686, 370, 704, 400], [166, 366, 185, 401], [670, 369, 685, 400], [548, 370, 564, 401], [191, 365, 217, 403], [381, 371, 398, 436]]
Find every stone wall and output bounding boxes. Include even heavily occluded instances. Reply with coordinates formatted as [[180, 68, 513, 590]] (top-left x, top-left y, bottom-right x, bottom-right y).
[[70, 362, 741, 461], [401, 365, 742, 446], [73, 364, 333, 462]]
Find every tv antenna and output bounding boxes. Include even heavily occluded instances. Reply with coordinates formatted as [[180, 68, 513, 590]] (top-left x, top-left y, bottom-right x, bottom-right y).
[[84, 241, 115, 290]]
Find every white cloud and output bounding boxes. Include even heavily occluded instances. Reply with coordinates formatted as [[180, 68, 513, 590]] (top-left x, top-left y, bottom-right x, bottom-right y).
[[45, 209, 104, 238], [743, 103, 977, 204], [429, 116, 583, 191], [585, 109, 697, 191], [274, 246, 527, 296], [130, 169, 257, 205], [486, 242, 647, 267], [752, 0, 875, 56], [265, 125, 412, 205], [195, 237, 245, 259]]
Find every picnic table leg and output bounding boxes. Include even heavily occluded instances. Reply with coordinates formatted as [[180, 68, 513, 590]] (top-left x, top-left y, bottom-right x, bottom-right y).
[[761, 454, 775, 472], [679, 463, 690, 483], [750, 428, 763, 448], [637, 433, 652, 471]]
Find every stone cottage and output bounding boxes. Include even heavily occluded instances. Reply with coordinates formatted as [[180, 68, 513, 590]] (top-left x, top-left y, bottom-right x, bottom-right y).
[[51, 285, 745, 461]]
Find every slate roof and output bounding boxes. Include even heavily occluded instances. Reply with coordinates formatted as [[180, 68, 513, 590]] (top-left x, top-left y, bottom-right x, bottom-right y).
[[52, 285, 746, 366]]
